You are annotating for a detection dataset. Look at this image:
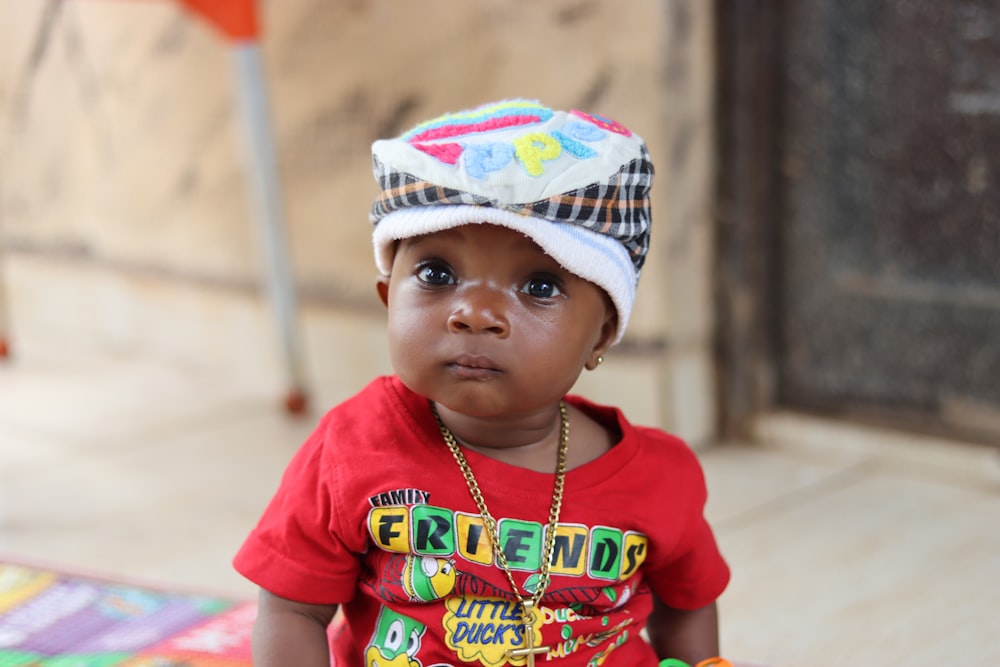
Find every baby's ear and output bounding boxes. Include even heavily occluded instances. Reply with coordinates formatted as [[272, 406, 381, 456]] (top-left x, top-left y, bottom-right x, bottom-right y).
[[598, 299, 619, 349], [586, 308, 618, 370], [376, 275, 391, 307]]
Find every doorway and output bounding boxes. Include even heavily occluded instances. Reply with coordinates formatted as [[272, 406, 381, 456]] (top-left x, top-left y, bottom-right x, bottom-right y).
[[716, 0, 1000, 444]]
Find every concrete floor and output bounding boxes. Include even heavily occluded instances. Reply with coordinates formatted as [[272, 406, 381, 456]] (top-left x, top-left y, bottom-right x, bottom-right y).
[[2, 334, 998, 666]]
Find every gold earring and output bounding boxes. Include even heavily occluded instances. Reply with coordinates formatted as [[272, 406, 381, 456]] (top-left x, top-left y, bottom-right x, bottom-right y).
[[596, 355, 604, 366]]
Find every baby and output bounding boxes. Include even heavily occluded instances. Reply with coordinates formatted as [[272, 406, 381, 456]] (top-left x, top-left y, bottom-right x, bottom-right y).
[[235, 99, 731, 666]]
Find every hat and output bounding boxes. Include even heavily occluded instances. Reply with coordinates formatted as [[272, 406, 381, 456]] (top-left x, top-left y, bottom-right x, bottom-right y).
[[369, 99, 653, 343]]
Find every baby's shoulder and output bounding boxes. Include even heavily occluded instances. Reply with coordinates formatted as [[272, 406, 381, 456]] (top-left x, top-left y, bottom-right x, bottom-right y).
[[566, 395, 700, 473]]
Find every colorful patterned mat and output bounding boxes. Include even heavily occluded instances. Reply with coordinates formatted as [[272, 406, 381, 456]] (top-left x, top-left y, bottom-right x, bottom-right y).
[[0, 560, 254, 666]]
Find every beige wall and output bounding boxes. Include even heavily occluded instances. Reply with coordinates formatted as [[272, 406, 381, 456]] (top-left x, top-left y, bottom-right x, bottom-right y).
[[0, 1, 717, 444]]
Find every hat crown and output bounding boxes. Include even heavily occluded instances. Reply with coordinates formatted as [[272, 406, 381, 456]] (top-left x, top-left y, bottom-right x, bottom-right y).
[[371, 99, 653, 272], [374, 100, 642, 204]]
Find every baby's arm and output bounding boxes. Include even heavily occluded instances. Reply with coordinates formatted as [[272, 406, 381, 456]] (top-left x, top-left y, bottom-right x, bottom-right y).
[[252, 588, 339, 666], [646, 594, 720, 664]]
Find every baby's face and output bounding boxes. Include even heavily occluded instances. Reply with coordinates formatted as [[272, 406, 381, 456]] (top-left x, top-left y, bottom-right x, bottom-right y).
[[377, 223, 616, 419]]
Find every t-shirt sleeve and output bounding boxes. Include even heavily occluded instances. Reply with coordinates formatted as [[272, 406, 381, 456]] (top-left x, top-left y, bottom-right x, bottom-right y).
[[233, 419, 362, 605], [644, 446, 730, 610]]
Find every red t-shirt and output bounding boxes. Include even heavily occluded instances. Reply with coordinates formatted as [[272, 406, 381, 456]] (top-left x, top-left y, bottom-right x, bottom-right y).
[[234, 376, 728, 665]]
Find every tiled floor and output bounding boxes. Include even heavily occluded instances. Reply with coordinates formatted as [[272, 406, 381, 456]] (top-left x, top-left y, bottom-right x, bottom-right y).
[[2, 335, 998, 666]]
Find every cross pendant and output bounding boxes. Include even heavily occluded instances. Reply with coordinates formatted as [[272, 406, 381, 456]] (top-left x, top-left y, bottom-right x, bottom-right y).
[[506, 599, 549, 666]]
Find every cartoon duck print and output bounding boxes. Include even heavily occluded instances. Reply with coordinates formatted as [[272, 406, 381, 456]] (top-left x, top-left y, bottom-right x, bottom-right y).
[[365, 606, 457, 667], [401, 555, 457, 602], [366, 607, 427, 667]]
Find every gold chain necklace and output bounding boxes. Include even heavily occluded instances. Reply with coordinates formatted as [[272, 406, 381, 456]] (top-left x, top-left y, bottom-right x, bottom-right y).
[[431, 401, 569, 666]]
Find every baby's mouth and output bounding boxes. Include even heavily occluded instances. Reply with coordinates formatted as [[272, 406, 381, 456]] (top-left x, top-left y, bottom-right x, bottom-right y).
[[449, 354, 501, 377]]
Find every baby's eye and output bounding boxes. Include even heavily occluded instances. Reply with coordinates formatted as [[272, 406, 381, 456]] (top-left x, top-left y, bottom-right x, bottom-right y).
[[417, 262, 455, 286], [521, 276, 563, 299]]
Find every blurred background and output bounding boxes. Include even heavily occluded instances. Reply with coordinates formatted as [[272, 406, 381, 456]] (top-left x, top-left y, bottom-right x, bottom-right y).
[[0, 0, 710, 433], [1, 1, 998, 664]]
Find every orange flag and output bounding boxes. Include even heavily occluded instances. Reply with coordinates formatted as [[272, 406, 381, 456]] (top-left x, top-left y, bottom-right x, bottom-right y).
[[177, 0, 259, 41]]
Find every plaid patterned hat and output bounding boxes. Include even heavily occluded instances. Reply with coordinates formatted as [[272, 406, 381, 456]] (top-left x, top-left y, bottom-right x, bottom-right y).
[[370, 99, 654, 343]]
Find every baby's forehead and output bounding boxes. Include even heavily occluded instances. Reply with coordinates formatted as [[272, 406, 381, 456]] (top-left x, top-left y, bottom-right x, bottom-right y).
[[399, 223, 557, 260]]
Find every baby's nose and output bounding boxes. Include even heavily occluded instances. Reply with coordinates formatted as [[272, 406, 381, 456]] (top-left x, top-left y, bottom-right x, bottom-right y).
[[447, 285, 510, 336]]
